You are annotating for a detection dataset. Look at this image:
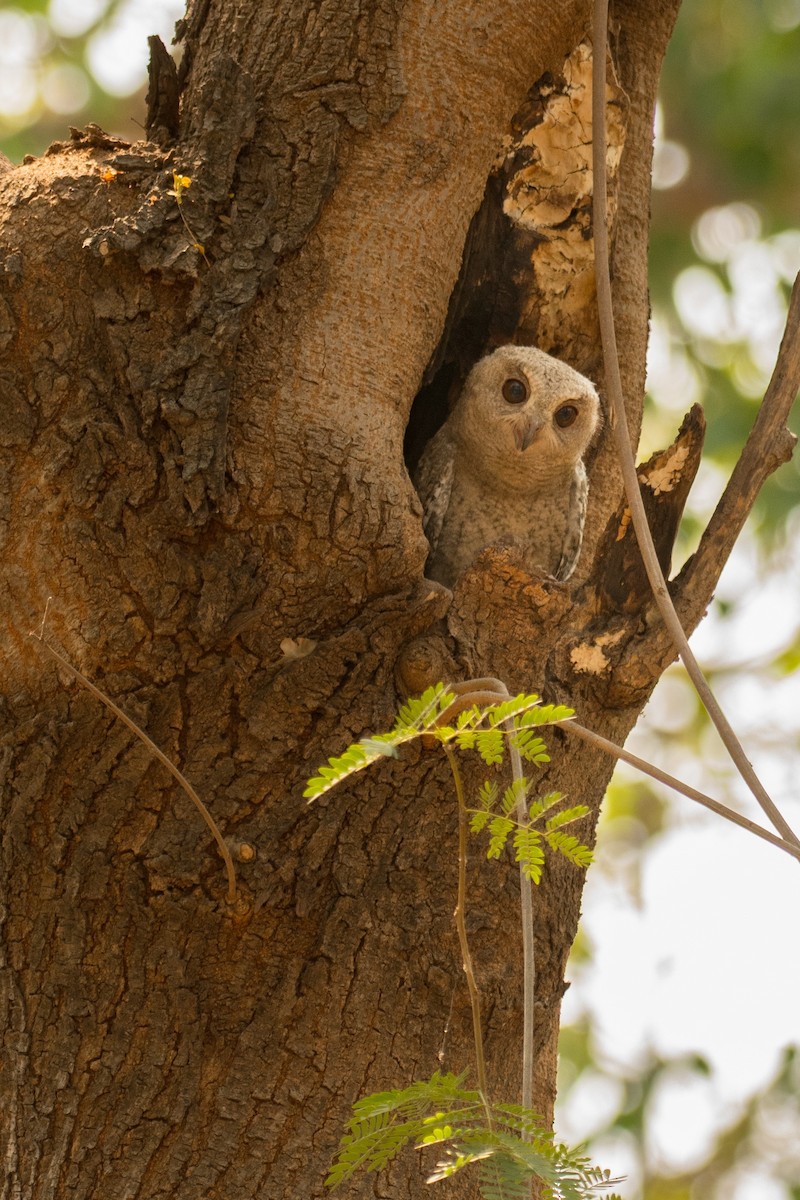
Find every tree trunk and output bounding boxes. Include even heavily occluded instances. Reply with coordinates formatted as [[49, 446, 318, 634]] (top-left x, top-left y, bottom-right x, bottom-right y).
[[6, 1, 778, 1197]]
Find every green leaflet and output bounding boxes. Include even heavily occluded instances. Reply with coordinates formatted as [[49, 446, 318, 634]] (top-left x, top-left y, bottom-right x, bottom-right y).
[[545, 831, 594, 868], [513, 830, 546, 882], [499, 776, 525, 814], [487, 814, 515, 859], [545, 804, 590, 830], [327, 1069, 622, 1198], [307, 687, 605, 1197], [304, 683, 456, 799], [470, 777, 591, 882], [304, 686, 577, 800]]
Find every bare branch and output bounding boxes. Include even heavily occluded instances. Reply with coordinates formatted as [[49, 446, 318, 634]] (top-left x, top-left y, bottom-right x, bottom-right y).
[[592, 0, 800, 852], [560, 719, 800, 864]]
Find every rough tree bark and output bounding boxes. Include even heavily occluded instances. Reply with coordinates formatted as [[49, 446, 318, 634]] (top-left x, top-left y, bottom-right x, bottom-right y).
[[2, 2, 793, 1198]]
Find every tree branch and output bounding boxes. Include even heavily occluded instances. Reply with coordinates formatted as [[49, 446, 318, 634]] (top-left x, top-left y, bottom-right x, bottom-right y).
[[594, 404, 705, 614], [592, 0, 800, 852], [560, 720, 800, 864]]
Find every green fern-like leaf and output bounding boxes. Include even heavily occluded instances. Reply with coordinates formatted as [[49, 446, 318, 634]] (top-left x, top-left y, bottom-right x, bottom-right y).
[[470, 809, 492, 834], [478, 779, 499, 810], [430, 1124, 614, 1200], [304, 738, 394, 800], [394, 683, 456, 735], [545, 804, 590, 831], [305, 685, 458, 800], [469, 1126, 620, 1200], [478, 1151, 539, 1200], [487, 814, 514, 858], [325, 1113, 421, 1187], [528, 791, 564, 822], [490, 1103, 548, 1140], [485, 693, 543, 728], [515, 703, 574, 728], [326, 1072, 483, 1187], [475, 728, 505, 766], [357, 737, 399, 759], [457, 706, 483, 730], [545, 831, 593, 869], [426, 1147, 488, 1183], [455, 728, 477, 751], [501, 776, 529, 815], [329, 1082, 621, 1197], [350, 1071, 476, 1118], [512, 829, 545, 882], [511, 728, 550, 764], [537, 703, 575, 724]]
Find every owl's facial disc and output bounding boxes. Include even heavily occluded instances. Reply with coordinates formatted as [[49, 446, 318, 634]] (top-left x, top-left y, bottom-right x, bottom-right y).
[[513, 412, 544, 452]]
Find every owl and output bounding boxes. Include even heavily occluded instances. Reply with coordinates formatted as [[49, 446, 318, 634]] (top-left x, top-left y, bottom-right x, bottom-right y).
[[412, 345, 601, 587]]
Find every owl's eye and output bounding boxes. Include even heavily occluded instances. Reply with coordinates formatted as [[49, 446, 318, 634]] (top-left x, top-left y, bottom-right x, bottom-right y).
[[502, 377, 528, 405], [554, 404, 578, 428]]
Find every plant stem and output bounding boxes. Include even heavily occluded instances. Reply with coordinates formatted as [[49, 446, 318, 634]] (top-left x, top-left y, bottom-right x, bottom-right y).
[[443, 744, 490, 1105], [33, 631, 238, 904], [508, 734, 535, 1117], [560, 719, 800, 863], [437, 678, 537, 1116]]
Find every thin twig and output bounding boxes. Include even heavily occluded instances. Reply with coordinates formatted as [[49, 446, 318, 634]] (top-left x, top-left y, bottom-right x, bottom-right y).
[[558, 720, 800, 864], [508, 734, 535, 1117], [443, 743, 490, 1105], [591, 0, 799, 851], [437, 677, 536, 1113], [31, 628, 238, 904]]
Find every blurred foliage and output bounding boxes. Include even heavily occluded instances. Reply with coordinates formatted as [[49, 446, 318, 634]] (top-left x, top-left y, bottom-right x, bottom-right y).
[[649, 0, 800, 543], [0, 0, 182, 160], [558, 1038, 800, 1199], [652, 0, 800, 248]]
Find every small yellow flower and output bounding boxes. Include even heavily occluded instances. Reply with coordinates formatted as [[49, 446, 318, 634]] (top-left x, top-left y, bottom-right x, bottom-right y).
[[167, 173, 193, 202]]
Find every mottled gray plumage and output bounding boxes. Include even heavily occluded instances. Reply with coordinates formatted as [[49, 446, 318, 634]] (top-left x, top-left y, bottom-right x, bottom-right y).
[[413, 345, 600, 587]]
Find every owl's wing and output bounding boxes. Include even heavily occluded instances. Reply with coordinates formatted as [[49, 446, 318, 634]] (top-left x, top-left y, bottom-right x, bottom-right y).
[[555, 463, 589, 581], [412, 428, 455, 557]]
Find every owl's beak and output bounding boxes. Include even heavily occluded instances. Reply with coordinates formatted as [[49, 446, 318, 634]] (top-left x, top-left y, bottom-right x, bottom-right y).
[[514, 415, 543, 452]]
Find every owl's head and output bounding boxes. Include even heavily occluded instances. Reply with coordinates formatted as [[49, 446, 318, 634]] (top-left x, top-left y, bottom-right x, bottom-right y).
[[454, 345, 601, 481]]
